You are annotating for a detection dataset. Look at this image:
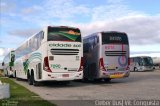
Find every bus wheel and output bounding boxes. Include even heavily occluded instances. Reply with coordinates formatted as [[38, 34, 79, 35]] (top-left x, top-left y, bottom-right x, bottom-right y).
[[14, 71, 16, 78], [16, 77, 20, 81], [94, 78, 102, 82], [27, 72, 33, 85], [32, 72, 39, 86], [82, 77, 89, 82], [60, 81, 70, 85], [104, 78, 111, 82], [134, 67, 138, 71]]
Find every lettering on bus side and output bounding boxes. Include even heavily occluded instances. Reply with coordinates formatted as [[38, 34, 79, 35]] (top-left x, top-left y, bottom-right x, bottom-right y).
[[105, 45, 115, 50], [73, 44, 81, 47], [49, 43, 72, 47], [49, 43, 81, 48]]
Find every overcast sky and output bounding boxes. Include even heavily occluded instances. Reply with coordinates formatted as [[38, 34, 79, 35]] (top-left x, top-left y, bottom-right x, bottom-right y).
[[0, 0, 160, 62]]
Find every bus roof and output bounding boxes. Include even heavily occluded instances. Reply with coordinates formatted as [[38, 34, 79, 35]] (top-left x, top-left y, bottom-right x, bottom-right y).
[[83, 31, 126, 39], [48, 26, 80, 30]]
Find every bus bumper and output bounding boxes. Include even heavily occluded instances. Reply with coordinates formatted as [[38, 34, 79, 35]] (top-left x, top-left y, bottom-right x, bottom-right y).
[[40, 71, 83, 81], [100, 70, 130, 79]]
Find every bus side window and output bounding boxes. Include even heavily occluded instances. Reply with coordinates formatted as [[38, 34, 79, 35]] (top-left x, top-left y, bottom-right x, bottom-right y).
[[40, 31, 44, 45], [37, 33, 41, 48], [34, 35, 38, 50], [84, 43, 89, 53], [11, 54, 15, 62], [94, 35, 99, 45], [97, 36, 99, 43], [41, 31, 44, 39], [2, 62, 4, 66]]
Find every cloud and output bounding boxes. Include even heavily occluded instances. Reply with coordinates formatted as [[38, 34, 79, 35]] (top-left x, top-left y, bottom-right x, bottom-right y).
[[7, 16, 160, 46], [0, 48, 14, 62], [21, 5, 43, 14], [42, 0, 90, 19], [19, 0, 90, 25], [8, 28, 40, 38], [91, 0, 145, 22], [3, 0, 160, 46], [131, 51, 160, 55], [77, 15, 160, 45], [0, 1, 16, 13], [131, 52, 160, 58], [0, 48, 5, 56]]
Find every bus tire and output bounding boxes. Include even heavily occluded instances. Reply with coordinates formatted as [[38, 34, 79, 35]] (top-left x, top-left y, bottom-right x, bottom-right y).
[[94, 78, 102, 82], [104, 78, 111, 82], [134, 67, 138, 71], [60, 81, 70, 85], [14, 71, 16, 78], [27, 71, 33, 85], [82, 77, 89, 82], [32, 71, 39, 86], [16, 77, 20, 81]]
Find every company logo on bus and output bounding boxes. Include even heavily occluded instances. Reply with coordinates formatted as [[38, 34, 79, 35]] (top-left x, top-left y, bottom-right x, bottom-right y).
[[49, 43, 72, 47]]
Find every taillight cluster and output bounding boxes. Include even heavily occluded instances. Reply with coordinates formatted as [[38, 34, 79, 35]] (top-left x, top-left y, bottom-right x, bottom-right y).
[[128, 58, 130, 65], [99, 58, 106, 71], [43, 56, 52, 72], [78, 57, 83, 72]]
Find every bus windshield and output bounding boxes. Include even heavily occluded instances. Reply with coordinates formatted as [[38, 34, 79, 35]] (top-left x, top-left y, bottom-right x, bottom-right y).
[[48, 27, 81, 42], [142, 57, 153, 66], [102, 32, 128, 44]]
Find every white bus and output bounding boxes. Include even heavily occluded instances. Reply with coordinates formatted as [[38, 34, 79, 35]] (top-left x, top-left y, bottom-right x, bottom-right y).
[[14, 26, 83, 86], [83, 31, 130, 82], [130, 56, 154, 71], [152, 57, 160, 69], [2, 50, 15, 77]]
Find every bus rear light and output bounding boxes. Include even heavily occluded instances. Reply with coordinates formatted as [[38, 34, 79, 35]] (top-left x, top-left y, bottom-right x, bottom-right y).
[[99, 58, 106, 71], [128, 58, 130, 65], [78, 57, 83, 72], [43, 56, 52, 72], [126, 66, 129, 70]]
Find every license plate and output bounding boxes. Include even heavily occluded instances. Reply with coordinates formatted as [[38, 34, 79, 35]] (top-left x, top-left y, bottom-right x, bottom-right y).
[[62, 74, 69, 77], [109, 73, 124, 78]]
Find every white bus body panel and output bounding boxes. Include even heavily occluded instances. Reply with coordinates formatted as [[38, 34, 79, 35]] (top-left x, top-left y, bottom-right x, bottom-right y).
[[101, 44, 129, 78]]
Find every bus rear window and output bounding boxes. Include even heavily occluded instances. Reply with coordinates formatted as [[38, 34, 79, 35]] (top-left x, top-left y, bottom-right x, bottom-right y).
[[102, 32, 128, 44], [48, 27, 81, 42]]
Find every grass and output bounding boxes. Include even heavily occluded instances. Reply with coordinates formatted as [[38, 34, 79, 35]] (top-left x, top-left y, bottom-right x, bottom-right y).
[[0, 70, 3, 77], [0, 77, 56, 106]]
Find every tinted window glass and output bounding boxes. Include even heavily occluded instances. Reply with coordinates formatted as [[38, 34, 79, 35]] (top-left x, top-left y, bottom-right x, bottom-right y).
[[48, 27, 81, 42], [102, 32, 128, 44], [142, 57, 153, 66]]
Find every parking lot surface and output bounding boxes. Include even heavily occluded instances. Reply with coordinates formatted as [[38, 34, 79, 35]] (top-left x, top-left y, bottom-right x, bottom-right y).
[[13, 70, 160, 106]]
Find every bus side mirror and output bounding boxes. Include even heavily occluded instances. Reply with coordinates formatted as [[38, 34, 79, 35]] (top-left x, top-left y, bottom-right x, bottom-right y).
[[2, 62, 4, 66]]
